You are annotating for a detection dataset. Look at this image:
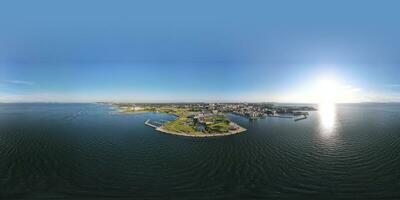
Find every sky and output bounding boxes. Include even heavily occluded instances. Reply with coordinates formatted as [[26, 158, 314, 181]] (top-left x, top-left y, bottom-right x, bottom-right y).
[[1, 0, 400, 103]]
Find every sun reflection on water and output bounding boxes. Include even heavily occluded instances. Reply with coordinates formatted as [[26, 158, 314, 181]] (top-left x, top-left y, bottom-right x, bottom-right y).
[[318, 102, 336, 137]]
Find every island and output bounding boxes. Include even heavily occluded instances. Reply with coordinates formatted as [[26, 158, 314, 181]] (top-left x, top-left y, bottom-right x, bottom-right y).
[[107, 102, 317, 137]]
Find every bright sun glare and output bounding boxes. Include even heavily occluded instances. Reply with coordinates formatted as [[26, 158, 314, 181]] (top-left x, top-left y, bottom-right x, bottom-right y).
[[313, 77, 360, 104], [282, 75, 361, 104], [313, 77, 342, 136], [315, 79, 339, 103]]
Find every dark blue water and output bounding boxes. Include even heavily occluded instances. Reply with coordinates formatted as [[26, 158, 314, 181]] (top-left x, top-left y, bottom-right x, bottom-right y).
[[0, 103, 400, 199]]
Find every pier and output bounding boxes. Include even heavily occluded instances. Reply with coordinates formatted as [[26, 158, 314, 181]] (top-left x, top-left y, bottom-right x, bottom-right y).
[[268, 115, 293, 119], [294, 116, 307, 121], [145, 119, 168, 129]]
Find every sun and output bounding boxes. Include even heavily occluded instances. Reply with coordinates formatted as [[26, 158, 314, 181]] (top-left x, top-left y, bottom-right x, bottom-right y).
[[278, 74, 362, 104], [314, 79, 341, 103]]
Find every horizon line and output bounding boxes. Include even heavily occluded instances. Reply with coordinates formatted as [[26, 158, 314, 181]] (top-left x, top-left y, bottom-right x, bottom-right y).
[[1, 101, 399, 104]]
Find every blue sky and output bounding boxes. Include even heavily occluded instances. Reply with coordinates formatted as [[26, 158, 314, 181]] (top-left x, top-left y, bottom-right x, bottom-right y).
[[1, 0, 400, 102]]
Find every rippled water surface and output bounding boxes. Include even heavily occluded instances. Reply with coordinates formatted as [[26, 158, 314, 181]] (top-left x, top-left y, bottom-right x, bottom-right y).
[[1, 103, 400, 199]]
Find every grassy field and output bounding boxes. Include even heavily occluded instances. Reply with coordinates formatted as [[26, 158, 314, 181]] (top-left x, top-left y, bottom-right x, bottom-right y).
[[163, 117, 197, 134], [163, 114, 232, 134], [207, 122, 229, 133], [206, 116, 230, 133]]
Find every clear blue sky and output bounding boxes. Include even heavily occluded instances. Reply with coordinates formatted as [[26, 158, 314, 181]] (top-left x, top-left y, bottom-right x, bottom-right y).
[[1, 0, 400, 102]]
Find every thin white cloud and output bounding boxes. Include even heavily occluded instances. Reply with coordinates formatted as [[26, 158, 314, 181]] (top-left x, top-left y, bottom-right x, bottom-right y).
[[0, 93, 87, 103], [385, 84, 400, 87], [0, 80, 35, 85], [343, 85, 362, 93]]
